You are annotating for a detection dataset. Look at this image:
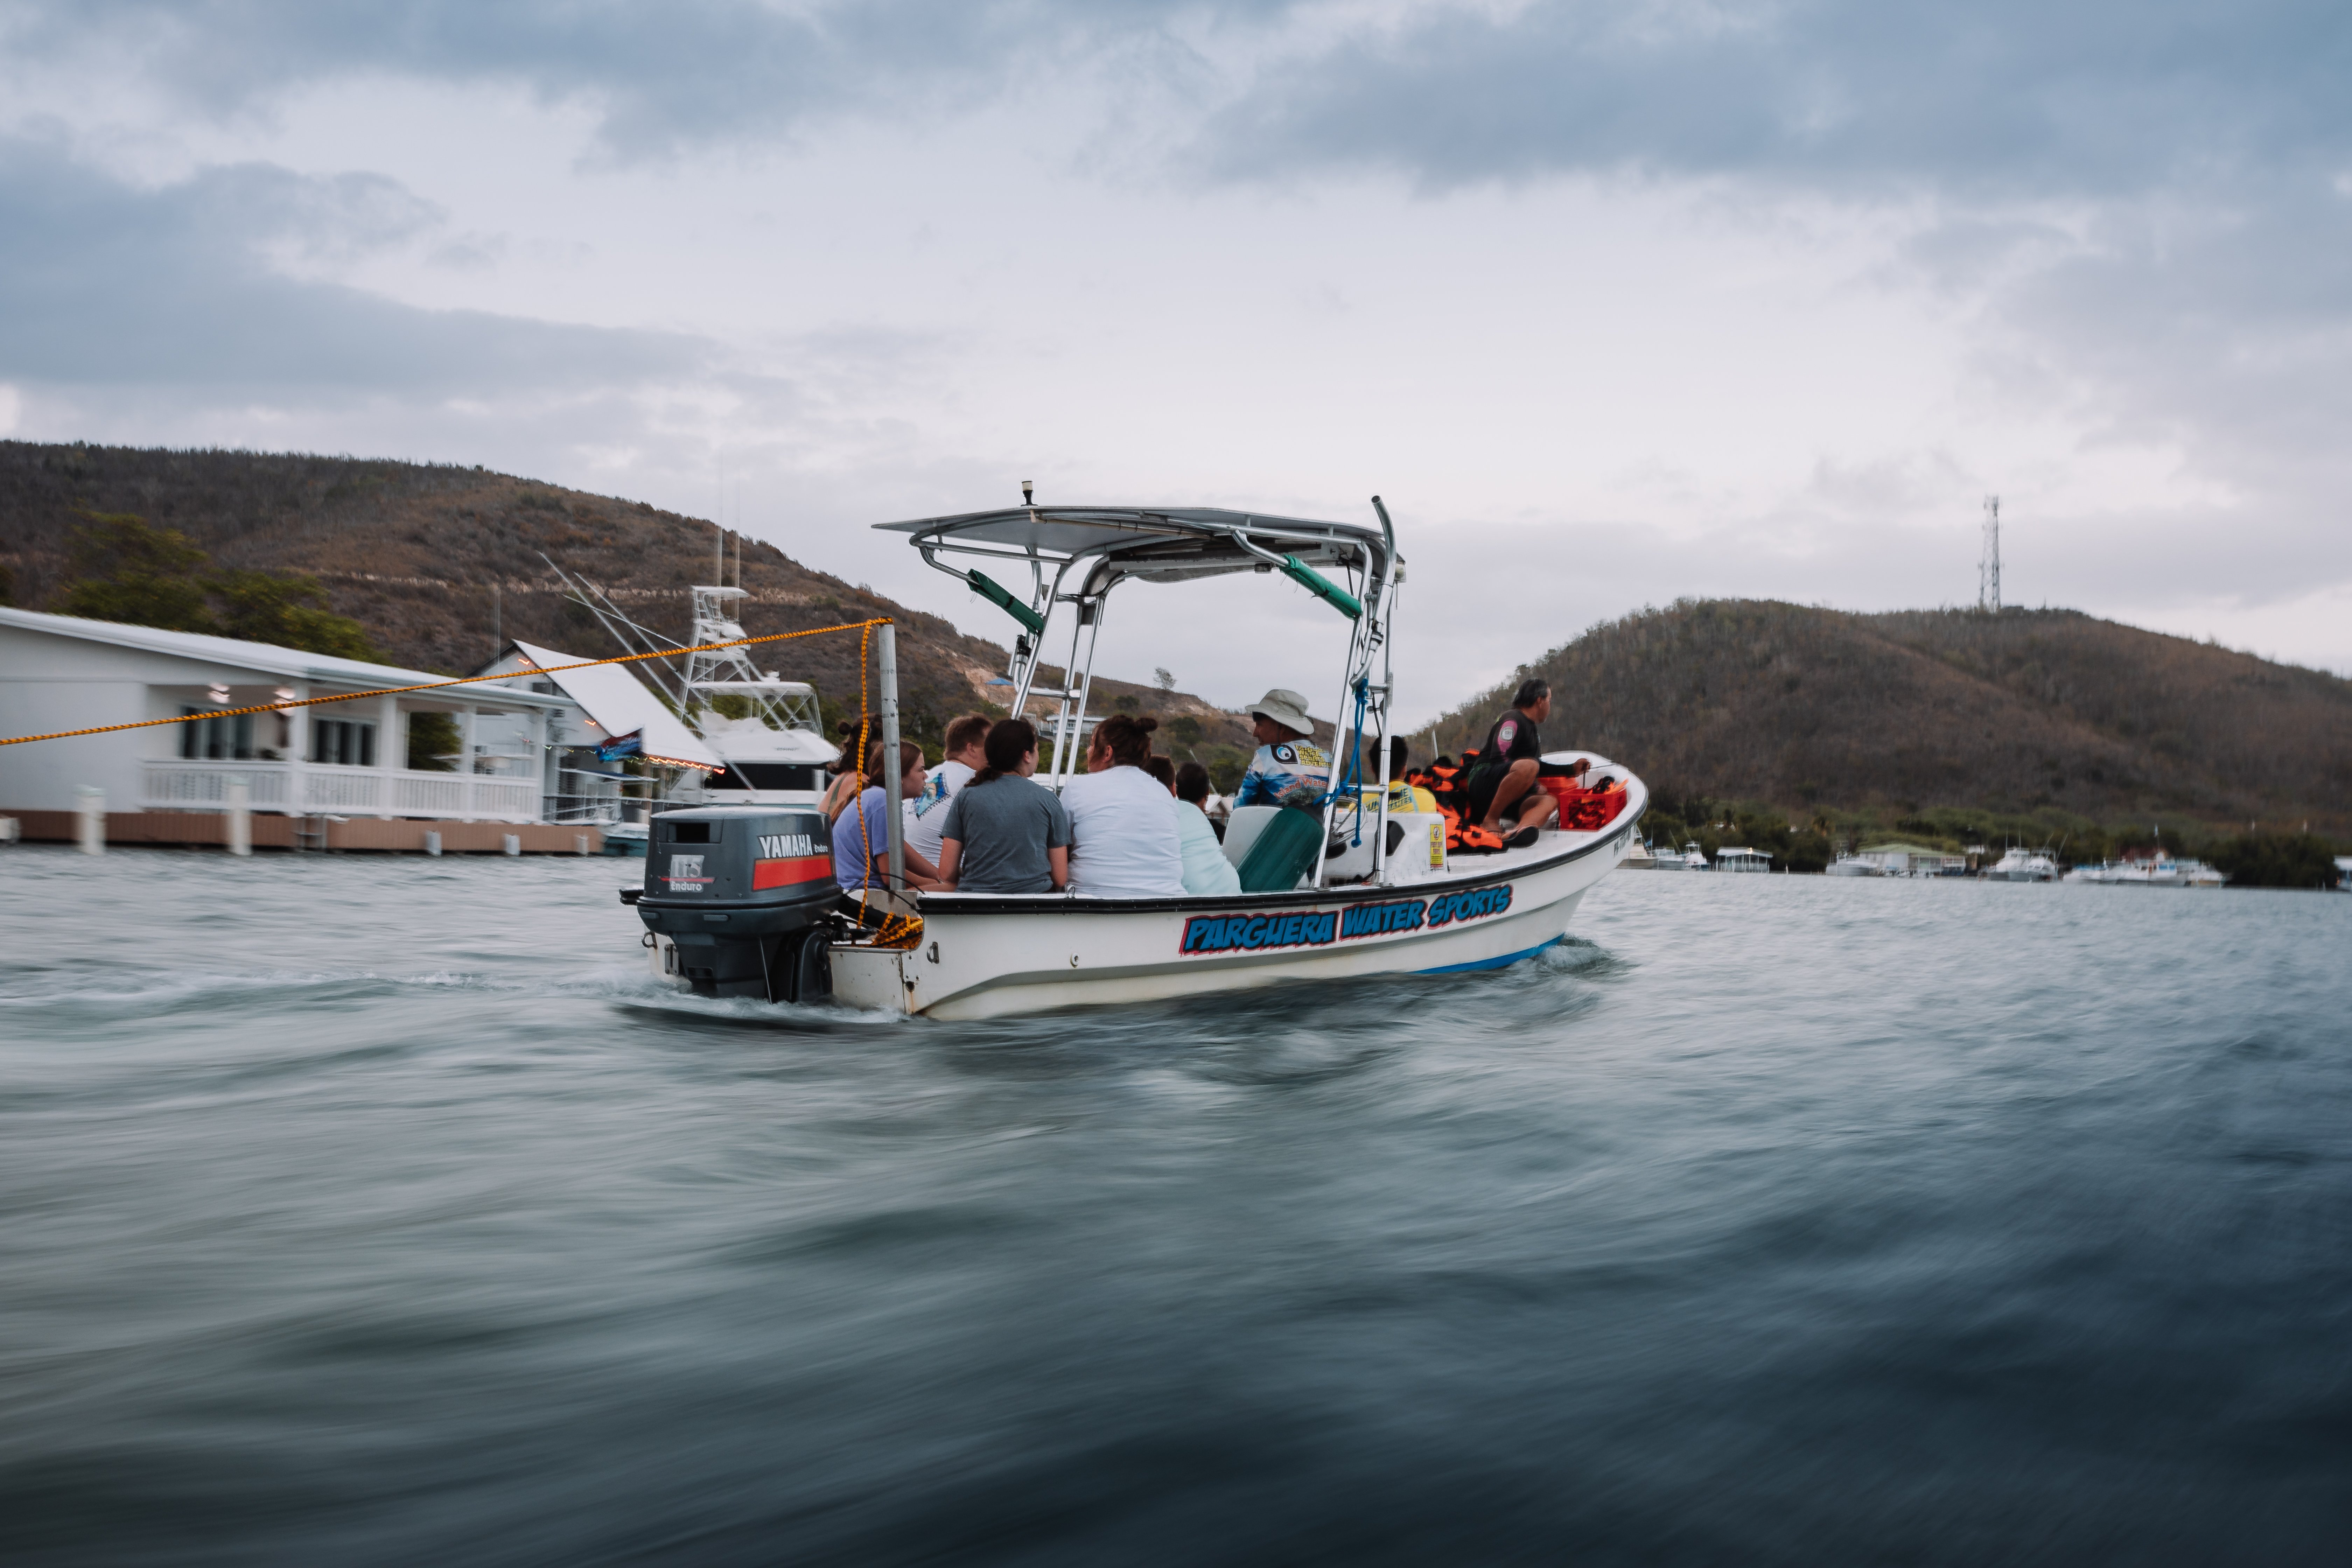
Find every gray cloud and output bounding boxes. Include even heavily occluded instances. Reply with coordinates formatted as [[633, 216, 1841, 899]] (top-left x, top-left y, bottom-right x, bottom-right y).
[[0, 0, 1296, 158], [9, 1, 2340, 197], [1203, 1, 2352, 197], [0, 136, 702, 394]]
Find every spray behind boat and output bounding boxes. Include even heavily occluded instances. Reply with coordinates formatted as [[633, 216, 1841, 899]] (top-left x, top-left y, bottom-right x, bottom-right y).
[[623, 805, 840, 1002]]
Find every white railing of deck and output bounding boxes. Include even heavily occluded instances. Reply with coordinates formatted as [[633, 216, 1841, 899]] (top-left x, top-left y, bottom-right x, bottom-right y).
[[141, 762, 542, 823]]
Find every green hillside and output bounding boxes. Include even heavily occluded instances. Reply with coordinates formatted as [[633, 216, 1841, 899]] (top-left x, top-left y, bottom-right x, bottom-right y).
[[0, 441, 1257, 767], [1427, 599, 2352, 857]]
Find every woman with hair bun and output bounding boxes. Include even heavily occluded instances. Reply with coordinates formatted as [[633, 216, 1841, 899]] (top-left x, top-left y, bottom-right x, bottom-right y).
[[1059, 713, 1184, 897]]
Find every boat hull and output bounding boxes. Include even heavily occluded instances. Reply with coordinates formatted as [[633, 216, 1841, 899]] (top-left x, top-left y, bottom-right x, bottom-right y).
[[828, 821, 1634, 1020]]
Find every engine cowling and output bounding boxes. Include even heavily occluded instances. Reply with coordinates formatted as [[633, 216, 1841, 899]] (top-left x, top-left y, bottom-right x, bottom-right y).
[[631, 806, 838, 1000]]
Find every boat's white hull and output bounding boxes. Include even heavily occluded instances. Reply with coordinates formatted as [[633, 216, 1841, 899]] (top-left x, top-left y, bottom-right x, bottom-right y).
[[820, 818, 1637, 1020]]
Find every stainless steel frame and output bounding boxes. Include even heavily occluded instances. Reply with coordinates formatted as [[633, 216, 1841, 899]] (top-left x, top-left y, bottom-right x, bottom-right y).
[[880, 502, 1406, 889]]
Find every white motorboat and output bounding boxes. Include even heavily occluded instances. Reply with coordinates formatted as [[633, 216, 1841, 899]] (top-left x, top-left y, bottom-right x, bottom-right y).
[[1668, 841, 1710, 870], [1826, 854, 1883, 877], [1620, 839, 1661, 870], [628, 498, 1646, 1018], [2071, 854, 2225, 887], [1984, 847, 2058, 882], [1714, 846, 1771, 873]]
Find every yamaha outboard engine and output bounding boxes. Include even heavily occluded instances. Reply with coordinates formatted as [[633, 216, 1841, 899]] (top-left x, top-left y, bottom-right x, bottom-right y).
[[628, 806, 838, 1002]]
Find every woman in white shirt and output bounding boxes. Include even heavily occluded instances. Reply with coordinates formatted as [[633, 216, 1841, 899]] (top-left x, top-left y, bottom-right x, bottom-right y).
[[1060, 714, 1184, 896]]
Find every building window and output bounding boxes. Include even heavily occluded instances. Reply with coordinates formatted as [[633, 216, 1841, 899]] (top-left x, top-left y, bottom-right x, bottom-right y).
[[309, 718, 376, 767], [180, 708, 256, 761]]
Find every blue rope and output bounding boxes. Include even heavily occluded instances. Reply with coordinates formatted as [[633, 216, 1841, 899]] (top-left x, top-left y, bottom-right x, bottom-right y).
[[1318, 675, 1373, 847]]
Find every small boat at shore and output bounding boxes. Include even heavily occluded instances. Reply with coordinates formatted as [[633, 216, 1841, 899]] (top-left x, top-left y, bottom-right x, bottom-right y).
[[1984, 847, 2058, 882], [2064, 854, 2225, 887], [622, 499, 1645, 1018]]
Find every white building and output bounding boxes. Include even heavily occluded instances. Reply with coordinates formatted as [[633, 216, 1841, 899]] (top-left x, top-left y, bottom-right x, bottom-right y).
[[1854, 841, 1968, 877], [0, 607, 601, 825]]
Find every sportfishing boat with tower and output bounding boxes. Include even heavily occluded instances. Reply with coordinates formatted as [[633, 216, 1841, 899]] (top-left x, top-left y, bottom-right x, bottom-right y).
[[620, 498, 1647, 1018], [519, 561, 840, 851]]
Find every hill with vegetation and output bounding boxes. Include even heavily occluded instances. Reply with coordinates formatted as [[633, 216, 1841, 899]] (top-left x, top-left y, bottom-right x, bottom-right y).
[[0, 441, 1258, 770], [1426, 599, 2352, 869]]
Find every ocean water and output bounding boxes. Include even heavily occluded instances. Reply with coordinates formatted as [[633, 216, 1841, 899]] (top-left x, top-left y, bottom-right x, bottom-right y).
[[2, 846, 2347, 1565]]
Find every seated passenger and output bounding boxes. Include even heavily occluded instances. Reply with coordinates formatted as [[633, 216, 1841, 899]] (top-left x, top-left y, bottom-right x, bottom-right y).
[[1060, 714, 1184, 896], [934, 719, 1071, 894], [1158, 756, 1242, 895], [1462, 679, 1559, 845], [1174, 761, 1227, 842], [1234, 687, 1332, 808], [1363, 737, 1439, 815], [832, 740, 947, 892], [906, 712, 991, 867], [820, 720, 872, 823]]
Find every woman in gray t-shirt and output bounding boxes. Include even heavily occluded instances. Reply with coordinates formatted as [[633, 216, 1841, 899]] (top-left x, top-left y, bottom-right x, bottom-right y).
[[935, 719, 1072, 894]]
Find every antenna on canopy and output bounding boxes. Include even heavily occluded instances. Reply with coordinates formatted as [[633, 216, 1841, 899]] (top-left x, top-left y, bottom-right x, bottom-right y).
[[1021, 479, 1034, 507]]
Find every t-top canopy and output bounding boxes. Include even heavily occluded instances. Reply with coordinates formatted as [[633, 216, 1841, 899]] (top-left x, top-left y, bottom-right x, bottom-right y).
[[875, 505, 1390, 590]]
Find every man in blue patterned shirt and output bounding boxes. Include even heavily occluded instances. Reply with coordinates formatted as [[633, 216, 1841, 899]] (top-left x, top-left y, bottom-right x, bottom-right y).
[[1233, 688, 1332, 808]]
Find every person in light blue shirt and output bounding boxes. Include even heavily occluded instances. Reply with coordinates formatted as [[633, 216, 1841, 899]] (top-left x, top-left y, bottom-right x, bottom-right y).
[[1148, 758, 1241, 895], [1171, 761, 1242, 894], [832, 740, 945, 892], [1233, 687, 1331, 809]]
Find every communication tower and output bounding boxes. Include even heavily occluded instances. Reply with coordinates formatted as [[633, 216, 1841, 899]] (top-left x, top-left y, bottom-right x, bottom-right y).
[[1979, 495, 2001, 612]]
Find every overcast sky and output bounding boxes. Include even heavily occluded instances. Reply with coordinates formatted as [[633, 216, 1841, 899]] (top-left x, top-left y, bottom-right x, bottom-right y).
[[4, 0, 2347, 721]]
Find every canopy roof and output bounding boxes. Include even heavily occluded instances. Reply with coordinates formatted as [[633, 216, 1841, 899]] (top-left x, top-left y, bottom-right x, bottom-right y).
[[875, 505, 1388, 589]]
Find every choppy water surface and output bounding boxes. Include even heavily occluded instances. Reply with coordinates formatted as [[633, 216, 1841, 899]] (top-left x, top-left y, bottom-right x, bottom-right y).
[[3, 847, 2348, 1564]]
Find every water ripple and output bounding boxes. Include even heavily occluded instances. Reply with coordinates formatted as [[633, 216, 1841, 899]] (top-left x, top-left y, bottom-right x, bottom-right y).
[[1, 847, 2348, 1564]]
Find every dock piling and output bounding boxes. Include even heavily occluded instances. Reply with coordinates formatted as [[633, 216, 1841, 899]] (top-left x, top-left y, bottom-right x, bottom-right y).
[[227, 777, 251, 857], [75, 786, 104, 855]]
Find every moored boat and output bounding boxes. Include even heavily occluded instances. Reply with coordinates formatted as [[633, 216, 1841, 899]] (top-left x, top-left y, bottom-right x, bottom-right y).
[[1984, 847, 2058, 882], [2068, 853, 2225, 887]]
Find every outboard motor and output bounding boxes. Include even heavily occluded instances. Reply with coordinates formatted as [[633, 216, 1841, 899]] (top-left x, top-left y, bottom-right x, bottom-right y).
[[627, 807, 838, 1002]]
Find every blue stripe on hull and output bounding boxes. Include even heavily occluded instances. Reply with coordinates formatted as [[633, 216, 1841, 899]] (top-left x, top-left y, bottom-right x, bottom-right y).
[[1413, 933, 1568, 975]]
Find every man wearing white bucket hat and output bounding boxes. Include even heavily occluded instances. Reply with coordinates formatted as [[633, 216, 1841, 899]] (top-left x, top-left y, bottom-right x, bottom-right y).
[[1233, 687, 1333, 808]]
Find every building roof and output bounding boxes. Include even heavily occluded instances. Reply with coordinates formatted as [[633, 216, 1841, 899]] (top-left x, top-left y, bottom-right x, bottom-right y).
[[1858, 841, 1952, 857], [509, 639, 720, 770], [0, 606, 572, 709]]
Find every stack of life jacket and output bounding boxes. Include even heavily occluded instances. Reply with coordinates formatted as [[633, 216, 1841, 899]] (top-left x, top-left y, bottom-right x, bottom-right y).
[[1404, 754, 1510, 856], [1538, 775, 1629, 832]]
